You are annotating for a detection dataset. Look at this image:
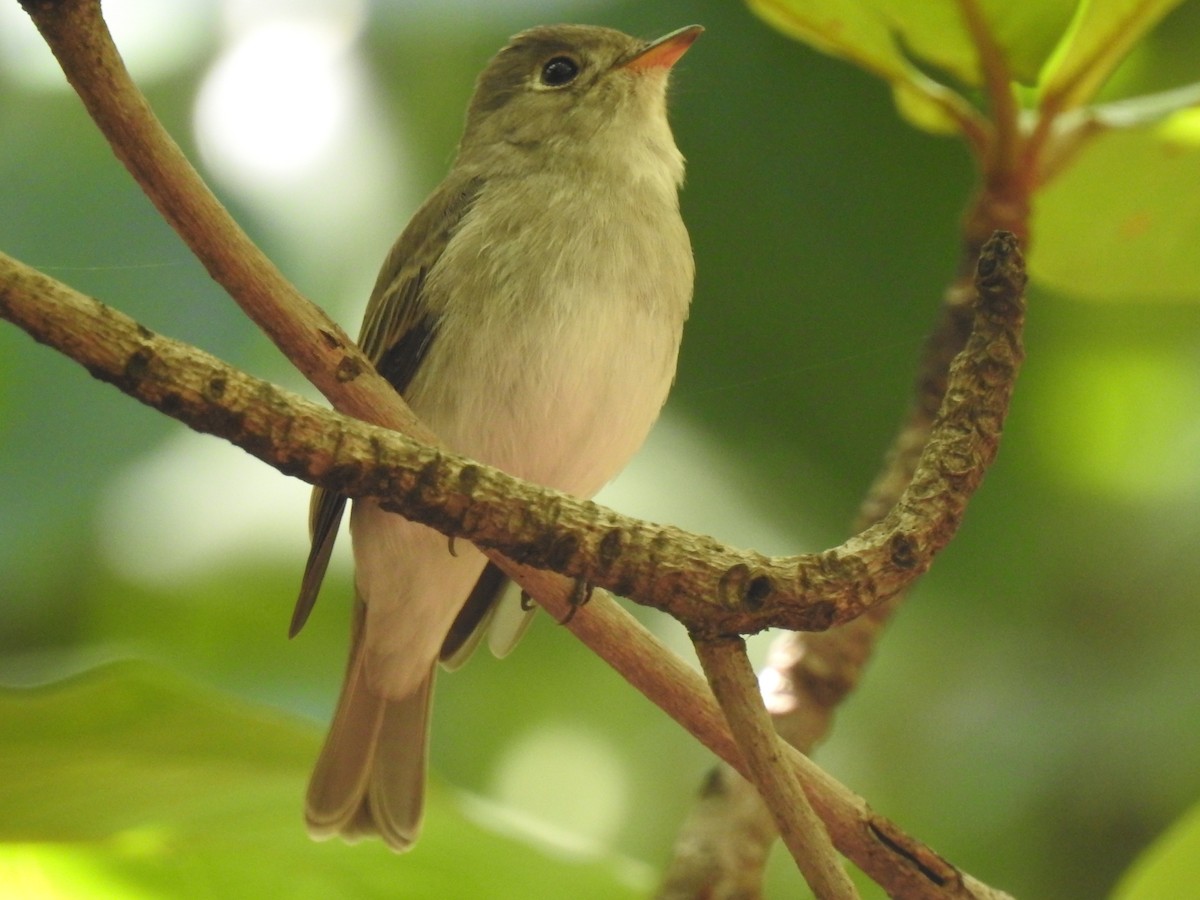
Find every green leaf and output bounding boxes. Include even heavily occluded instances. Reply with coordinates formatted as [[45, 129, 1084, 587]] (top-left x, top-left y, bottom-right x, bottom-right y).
[[749, 0, 1078, 86], [0, 663, 645, 899], [1112, 800, 1200, 899], [1032, 117, 1200, 299], [746, 0, 916, 79], [885, 0, 1078, 87], [1038, 0, 1188, 110], [747, 0, 1078, 134], [980, 0, 1082, 84], [746, 0, 977, 134]]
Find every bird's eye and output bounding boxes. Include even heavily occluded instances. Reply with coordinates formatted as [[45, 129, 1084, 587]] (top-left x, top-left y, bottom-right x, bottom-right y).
[[540, 56, 580, 87]]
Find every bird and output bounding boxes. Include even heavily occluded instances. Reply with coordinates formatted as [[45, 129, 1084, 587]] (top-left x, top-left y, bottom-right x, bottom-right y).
[[291, 22, 701, 852]]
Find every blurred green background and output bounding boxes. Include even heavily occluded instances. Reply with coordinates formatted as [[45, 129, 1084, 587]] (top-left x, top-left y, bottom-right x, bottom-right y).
[[2, 1, 1199, 897]]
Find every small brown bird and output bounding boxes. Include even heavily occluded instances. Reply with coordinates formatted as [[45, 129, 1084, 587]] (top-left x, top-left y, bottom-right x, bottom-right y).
[[294, 22, 701, 851]]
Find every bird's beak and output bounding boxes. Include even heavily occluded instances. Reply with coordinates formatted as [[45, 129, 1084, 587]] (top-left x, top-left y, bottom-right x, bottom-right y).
[[622, 24, 703, 72]]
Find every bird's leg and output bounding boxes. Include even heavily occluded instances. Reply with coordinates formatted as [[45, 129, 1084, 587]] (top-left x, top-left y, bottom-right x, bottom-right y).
[[560, 577, 596, 624]]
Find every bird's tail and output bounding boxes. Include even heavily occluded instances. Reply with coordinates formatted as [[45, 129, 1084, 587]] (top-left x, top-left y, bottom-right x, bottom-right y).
[[305, 607, 434, 852]]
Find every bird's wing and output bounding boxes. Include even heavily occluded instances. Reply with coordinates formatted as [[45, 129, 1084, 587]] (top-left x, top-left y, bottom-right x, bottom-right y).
[[289, 173, 486, 637]]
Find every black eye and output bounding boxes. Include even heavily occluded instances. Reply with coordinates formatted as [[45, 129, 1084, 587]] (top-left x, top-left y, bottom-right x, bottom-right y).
[[540, 56, 580, 87]]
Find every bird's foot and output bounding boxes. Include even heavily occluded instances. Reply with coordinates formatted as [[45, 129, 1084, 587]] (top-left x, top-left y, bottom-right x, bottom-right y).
[[560, 577, 595, 624]]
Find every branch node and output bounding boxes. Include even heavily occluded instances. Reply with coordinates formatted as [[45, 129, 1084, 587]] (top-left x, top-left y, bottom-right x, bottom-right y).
[[745, 574, 773, 608], [888, 532, 919, 569], [204, 375, 228, 401], [974, 231, 1027, 321], [335, 356, 365, 382], [597, 528, 624, 569], [119, 345, 156, 392]]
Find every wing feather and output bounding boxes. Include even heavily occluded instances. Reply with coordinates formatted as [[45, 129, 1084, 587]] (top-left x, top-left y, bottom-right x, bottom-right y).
[[289, 174, 486, 635]]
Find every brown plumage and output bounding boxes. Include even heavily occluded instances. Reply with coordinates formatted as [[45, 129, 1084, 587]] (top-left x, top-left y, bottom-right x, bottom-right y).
[[295, 23, 700, 851]]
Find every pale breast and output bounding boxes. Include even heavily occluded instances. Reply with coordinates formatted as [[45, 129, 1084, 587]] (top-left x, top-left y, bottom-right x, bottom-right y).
[[407, 169, 693, 497]]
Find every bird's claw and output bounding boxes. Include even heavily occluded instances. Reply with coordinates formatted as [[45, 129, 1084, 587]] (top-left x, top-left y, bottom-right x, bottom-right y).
[[560, 577, 595, 624]]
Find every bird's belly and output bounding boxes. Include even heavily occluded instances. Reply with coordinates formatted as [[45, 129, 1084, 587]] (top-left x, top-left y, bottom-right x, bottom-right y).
[[351, 290, 680, 696], [412, 290, 682, 499]]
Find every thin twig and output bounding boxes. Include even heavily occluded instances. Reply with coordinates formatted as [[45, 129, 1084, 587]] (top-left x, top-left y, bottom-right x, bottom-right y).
[[694, 637, 857, 899], [537, 583, 1013, 900], [955, 0, 1020, 182]]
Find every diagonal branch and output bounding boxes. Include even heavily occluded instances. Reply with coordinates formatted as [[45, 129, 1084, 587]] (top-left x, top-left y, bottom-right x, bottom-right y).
[[694, 636, 858, 899], [0, 232, 1026, 637], [17, 0, 600, 680], [2, 244, 1016, 899], [658, 153, 1028, 893], [16, 0, 1026, 638], [19, 0, 422, 440], [659, 259, 982, 898], [13, 3, 1023, 895]]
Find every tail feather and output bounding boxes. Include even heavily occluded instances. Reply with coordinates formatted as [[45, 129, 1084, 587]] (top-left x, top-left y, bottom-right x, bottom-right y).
[[364, 678, 434, 848], [306, 617, 435, 852]]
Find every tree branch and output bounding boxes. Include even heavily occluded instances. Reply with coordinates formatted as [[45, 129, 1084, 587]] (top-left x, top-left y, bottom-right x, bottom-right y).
[[694, 636, 857, 899], [13, 3, 1024, 895], [658, 217, 1025, 894], [21, 0, 1021, 641], [0, 229, 1026, 638], [1, 247, 1015, 899], [956, 0, 1021, 182], [658, 265, 979, 898], [19, 0, 422, 438], [16, 0, 1026, 636]]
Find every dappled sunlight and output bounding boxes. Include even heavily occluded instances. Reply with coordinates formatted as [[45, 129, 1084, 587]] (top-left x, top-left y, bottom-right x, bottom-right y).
[[193, 5, 364, 185], [0, 0, 211, 89], [1033, 348, 1200, 500], [1160, 105, 1200, 147], [0, 842, 160, 900], [96, 429, 323, 590], [488, 721, 630, 852], [192, 0, 408, 284]]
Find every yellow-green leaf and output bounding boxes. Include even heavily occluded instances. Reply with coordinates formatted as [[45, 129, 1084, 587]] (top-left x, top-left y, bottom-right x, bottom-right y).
[[747, 0, 924, 86], [1112, 801, 1200, 899], [746, 0, 978, 134], [1039, 0, 1188, 110], [1032, 119, 1200, 299], [748, 0, 1080, 135], [0, 663, 645, 899], [883, 0, 1078, 87]]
